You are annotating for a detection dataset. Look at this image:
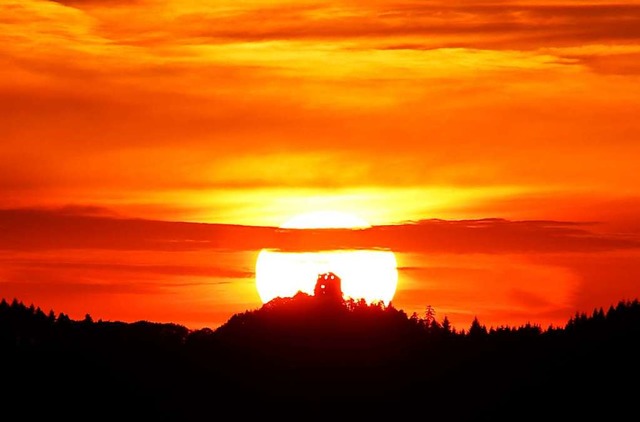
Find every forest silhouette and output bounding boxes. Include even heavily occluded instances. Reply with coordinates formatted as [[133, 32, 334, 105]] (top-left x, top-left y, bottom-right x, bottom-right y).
[[2, 282, 640, 420]]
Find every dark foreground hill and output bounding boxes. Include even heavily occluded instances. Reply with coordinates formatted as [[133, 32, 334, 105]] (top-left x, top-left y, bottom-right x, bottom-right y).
[[2, 295, 640, 420]]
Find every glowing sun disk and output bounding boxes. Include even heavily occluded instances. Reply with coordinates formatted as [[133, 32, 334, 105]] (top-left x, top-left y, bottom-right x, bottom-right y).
[[255, 211, 398, 304]]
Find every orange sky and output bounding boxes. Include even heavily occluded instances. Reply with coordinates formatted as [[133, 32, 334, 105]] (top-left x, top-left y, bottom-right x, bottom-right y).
[[2, 0, 640, 330]]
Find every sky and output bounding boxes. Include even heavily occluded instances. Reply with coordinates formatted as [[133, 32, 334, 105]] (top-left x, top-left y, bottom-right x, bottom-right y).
[[2, 0, 640, 330]]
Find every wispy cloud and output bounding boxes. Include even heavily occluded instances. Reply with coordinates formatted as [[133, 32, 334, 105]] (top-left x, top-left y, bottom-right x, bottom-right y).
[[2, 208, 638, 254]]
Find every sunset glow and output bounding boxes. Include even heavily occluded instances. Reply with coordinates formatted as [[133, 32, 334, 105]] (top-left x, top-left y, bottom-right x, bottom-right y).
[[280, 211, 371, 230], [2, 0, 640, 331], [256, 249, 398, 305], [256, 212, 398, 304]]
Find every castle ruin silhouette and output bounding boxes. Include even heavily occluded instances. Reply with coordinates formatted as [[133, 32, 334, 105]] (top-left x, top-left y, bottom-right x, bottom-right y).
[[314, 272, 343, 302]]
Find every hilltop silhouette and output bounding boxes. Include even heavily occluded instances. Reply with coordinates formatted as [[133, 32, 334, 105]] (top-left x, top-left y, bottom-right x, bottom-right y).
[[2, 288, 640, 420]]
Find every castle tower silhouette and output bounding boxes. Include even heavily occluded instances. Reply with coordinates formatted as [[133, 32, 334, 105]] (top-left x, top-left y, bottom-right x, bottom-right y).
[[314, 272, 343, 302]]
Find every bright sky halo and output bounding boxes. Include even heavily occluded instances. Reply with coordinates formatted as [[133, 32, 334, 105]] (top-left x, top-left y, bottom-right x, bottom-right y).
[[279, 211, 372, 229], [255, 211, 398, 305]]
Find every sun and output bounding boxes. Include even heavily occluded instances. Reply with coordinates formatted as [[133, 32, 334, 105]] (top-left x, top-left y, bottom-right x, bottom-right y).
[[255, 211, 398, 305]]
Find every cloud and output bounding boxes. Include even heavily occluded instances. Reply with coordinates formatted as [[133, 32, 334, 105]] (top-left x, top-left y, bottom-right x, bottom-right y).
[[48, 0, 144, 6], [15, 1, 640, 69], [135, 2, 640, 50], [1, 0, 640, 232], [0, 208, 274, 251], [557, 50, 640, 75], [367, 219, 640, 254], [2, 1, 640, 208], [12, 261, 254, 279], [2, 208, 639, 254]]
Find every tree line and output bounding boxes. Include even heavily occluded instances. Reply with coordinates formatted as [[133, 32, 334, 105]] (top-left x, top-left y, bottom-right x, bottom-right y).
[[2, 294, 639, 420]]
